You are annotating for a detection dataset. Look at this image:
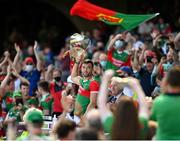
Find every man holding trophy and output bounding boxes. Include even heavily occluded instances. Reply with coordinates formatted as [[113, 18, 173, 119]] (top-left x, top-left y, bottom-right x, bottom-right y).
[[69, 33, 100, 116]]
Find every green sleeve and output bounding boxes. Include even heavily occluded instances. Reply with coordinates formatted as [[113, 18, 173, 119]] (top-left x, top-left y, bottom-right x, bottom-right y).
[[150, 100, 157, 121], [139, 116, 148, 139], [103, 114, 114, 133]]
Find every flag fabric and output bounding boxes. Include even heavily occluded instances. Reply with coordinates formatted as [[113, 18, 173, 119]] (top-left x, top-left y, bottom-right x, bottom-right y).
[[70, 0, 159, 31]]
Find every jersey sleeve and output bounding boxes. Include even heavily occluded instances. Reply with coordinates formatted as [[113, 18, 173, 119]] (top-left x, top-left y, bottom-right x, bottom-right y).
[[89, 81, 99, 94], [150, 100, 158, 121], [139, 116, 148, 139], [103, 113, 114, 133]]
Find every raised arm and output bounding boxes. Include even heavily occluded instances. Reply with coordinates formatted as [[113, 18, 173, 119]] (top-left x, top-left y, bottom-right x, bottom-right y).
[[71, 63, 81, 85], [97, 70, 114, 118], [11, 67, 30, 85], [107, 34, 123, 51], [34, 41, 42, 71], [13, 43, 21, 73], [127, 78, 149, 118], [1, 65, 11, 88], [174, 32, 180, 50], [133, 50, 141, 72], [139, 44, 147, 65], [0, 51, 10, 67], [45, 64, 54, 81], [71, 54, 84, 85], [0, 66, 11, 97]]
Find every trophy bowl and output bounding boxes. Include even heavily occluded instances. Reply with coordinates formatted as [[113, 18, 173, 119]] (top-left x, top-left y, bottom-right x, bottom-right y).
[[68, 33, 90, 61]]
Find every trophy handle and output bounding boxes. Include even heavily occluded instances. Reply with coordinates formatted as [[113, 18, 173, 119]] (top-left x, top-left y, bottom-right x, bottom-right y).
[[63, 50, 70, 58]]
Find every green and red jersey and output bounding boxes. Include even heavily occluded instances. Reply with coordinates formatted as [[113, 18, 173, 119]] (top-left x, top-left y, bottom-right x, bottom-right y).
[[40, 94, 53, 114], [8, 106, 27, 123], [3, 92, 14, 112], [27, 97, 39, 107], [75, 78, 99, 115], [106, 48, 131, 71]]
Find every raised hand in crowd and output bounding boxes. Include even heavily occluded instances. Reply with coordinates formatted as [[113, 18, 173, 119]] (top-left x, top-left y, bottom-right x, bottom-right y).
[[45, 64, 54, 81], [174, 32, 180, 49], [0, 51, 10, 68], [11, 67, 30, 85], [34, 41, 42, 71], [0, 65, 12, 91], [98, 70, 114, 116], [107, 33, 124, 51], [13, 43, 21, 73]]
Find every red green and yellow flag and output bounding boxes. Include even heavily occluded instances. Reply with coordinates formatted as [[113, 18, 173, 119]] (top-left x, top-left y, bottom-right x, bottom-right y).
[[70, 0, 159, 31]]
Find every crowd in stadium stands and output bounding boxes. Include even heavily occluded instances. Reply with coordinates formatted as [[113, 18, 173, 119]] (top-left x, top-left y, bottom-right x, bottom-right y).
[[0, 17, 180, 140]]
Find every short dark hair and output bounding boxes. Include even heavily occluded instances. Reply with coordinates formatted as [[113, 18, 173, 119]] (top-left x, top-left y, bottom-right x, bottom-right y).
[[93, 61, 102, 69], [38, 81, 50, 92], [75, 128, 98, 140], [20, 82, 29, 88], [55, 119, 76, 139], [82, 59, 94, 68], [87, 117, 103, 131], [166, 66, 180, 88]]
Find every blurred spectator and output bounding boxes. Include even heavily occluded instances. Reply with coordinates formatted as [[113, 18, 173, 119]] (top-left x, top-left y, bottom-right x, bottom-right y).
[[13, 42, 42, 96], [98, 70, 149, 140], [156, 18, 172, 34], [150, 67, 180, 140], [99, 52, 108, 70], [61, 88, 80, 125], [4, 91, 26, 123], [134, 48, 157, 96], [138, 21, 154, 35], [88, 28, 103, 57], [49, 69, 65, 117], [85, 109, 105, 139], [93, 62, 103, 83], [43, 44, 54, 67], [17, 108, 49, 140], [56, 39, 71, 82], [52, 119, 76, 140], [37, 81, 53, 115], [75, 128, 99, 140], [106, 34, 131, 71]]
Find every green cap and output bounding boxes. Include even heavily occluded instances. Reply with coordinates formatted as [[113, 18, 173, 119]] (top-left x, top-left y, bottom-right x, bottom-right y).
[[27, 97, 39, 106], [13, 91, 22, 98], [24, 108, 43, 123]]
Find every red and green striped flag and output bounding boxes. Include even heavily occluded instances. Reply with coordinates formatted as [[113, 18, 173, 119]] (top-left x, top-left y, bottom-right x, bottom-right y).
[[70, 0, 159, 31]]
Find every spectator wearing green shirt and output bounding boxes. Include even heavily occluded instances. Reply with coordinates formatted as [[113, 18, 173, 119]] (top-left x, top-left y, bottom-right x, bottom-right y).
[[0, 64, 30, 112], [150, 66, 180, 140], [17, 108, 49, 141], [4, 91, 26, 123], [38, 81, 53, 115]]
